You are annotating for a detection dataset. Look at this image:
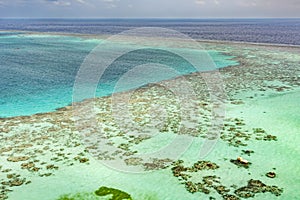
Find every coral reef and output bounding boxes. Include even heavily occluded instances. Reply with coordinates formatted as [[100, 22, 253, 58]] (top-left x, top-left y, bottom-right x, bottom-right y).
[[1, 40, 297, 199], [170, 160, 283, 199], [234, 179, 283, 198]]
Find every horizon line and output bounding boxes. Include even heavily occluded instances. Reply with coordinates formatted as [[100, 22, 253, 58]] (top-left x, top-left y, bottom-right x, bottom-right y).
[[1, 17, 300, 20]]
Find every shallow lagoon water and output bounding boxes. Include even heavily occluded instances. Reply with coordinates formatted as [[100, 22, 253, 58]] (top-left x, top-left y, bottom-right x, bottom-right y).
[[5, 88, 300, 200], [0, 32, 299, 200]]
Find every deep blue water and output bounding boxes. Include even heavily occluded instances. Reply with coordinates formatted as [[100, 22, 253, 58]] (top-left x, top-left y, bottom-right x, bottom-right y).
[[1, 18, 300, 45], [0, 18, 299, 117]]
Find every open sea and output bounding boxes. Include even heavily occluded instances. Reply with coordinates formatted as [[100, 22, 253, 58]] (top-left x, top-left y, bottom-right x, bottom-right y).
[[1, 18, 300, 45]]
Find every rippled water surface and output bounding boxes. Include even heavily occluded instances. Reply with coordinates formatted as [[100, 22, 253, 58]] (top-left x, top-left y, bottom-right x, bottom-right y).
[[1, 18, 300, 45]]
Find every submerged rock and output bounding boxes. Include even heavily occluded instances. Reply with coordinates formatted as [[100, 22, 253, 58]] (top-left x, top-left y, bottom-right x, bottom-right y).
[[266, 172, 276, 178], [230, 157, 251, 169]]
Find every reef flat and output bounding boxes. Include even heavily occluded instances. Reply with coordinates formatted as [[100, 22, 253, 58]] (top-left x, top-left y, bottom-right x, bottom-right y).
[[0, 39, 299, 200]]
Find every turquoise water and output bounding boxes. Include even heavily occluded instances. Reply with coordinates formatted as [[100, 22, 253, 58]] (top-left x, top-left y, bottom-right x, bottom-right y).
[[0, 32, 238, 117]]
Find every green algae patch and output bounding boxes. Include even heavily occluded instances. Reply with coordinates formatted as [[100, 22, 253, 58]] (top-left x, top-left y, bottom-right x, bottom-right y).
[[57, 192, 100, 200], [56, 187, 157, 200], [56, 188, 132, 200], [95, 186, 132, 200]]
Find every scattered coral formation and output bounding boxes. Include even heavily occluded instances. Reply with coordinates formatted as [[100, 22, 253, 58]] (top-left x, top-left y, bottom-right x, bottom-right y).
[[170, 160, 283, 199], [143, 158, 173, 170], [234, 179, 283, 198]]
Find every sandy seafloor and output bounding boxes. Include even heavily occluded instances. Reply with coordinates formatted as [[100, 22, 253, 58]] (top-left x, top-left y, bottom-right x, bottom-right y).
[[0, 35, 300, 200]]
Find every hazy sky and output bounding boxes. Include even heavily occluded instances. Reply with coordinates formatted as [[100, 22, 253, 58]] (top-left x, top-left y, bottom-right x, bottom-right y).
[[0, 0, 299, 18]]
